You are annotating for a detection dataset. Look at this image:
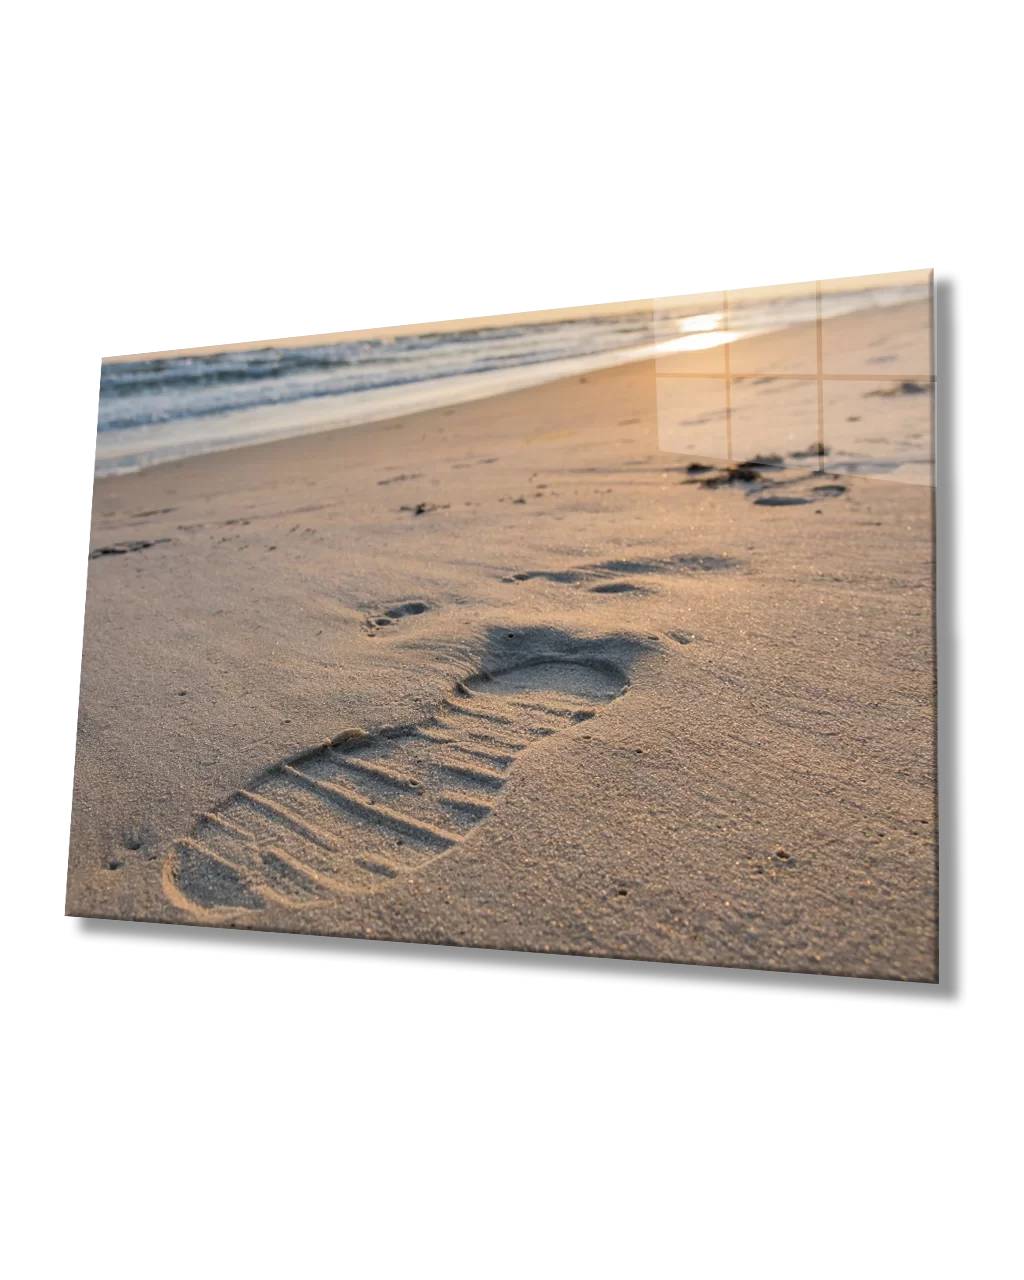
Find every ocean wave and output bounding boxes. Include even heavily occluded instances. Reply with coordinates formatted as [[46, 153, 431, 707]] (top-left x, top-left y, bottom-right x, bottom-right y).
[[97, 284, 929, 436]]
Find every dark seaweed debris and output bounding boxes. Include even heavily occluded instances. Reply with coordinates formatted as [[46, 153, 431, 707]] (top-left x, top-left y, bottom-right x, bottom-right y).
[[865, 380, 931, 397], [738, 453, 785, 470], [700, 466, 764, 487]]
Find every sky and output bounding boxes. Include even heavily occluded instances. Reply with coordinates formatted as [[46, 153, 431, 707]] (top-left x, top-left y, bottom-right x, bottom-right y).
[[101, 267, 926, 363]]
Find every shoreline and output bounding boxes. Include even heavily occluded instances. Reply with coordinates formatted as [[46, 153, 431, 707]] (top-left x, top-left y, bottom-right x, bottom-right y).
[[94, 289, 931, 478], [94, 330, 755, 476]]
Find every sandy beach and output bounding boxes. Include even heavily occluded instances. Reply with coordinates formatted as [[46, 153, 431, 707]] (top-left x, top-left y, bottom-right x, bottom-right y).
[[68, 300, 937, 981]]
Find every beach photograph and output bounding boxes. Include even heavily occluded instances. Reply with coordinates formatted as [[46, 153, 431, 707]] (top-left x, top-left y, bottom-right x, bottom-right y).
[[67, 268, 937, 981]]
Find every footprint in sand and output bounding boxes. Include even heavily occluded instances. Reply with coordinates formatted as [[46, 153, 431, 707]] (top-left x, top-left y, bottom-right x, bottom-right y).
[[364, 601, 431, 632], [163, 633, 633, 918], [503, 553, 738, 589], [507, 569, 587, 584], [89, 538, 171, 560]]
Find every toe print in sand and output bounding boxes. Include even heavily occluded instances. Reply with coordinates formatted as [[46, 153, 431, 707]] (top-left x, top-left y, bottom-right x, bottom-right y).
[[363, 601, 432, 633]]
